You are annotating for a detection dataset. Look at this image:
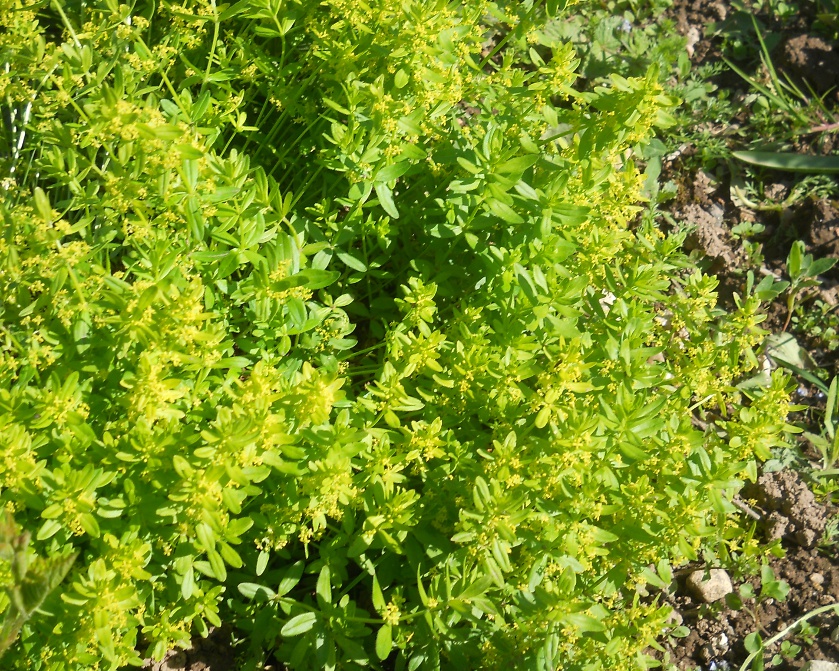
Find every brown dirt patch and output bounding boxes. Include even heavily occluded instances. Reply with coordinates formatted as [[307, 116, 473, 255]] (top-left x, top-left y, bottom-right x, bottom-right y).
[[140, 627, 241, 671]]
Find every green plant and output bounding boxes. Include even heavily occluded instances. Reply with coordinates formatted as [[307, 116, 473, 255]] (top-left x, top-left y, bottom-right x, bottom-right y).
[[733, 151, 839, 174], [739, 601, 839, 671], [791, 299, 839, 352], [0, 512, 77, 658], [724, 16, 828, 134], [0, 0, 803, 669], [782, 241, 838, 331], [803, 377, 839, 473], [795, 620, 819, 646], [726, 564, 804, 670], [727, 564, 790, 638]]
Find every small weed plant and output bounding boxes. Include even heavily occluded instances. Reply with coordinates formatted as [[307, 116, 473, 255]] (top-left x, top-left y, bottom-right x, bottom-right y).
[[0, 0, 799, 669]]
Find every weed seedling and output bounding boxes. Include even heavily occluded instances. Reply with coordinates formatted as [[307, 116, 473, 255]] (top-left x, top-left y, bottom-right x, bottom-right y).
[[782, 241, 838, 331]]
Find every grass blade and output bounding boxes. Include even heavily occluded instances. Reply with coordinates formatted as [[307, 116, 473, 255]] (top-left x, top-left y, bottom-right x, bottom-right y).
[[732, 151, 839, 174]]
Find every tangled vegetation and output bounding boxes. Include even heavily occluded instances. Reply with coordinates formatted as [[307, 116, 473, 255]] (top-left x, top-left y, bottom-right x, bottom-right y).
[[0, 0, 800, 669]]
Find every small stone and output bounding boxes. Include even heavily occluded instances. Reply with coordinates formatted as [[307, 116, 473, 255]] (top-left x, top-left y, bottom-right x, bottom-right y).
[[685, 569, 733, 603], [801, 661, 839, 671], [810, 572, 825, 587], [666, 609, 683, 627]]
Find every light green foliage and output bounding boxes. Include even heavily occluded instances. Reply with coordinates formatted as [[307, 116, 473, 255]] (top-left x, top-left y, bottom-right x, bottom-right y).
[[804, 376, 839, 472], [0, 512, 77, 656], [0, 0, 796, 669], [783, 241, 838, 330]]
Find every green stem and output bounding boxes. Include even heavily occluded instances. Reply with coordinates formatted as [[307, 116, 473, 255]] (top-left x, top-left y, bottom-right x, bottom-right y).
[[202, 0, 220, 91], [738, 602, 839, 671]]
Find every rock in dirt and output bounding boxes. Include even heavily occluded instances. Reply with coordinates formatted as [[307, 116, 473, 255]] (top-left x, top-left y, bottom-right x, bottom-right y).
[[685, 568, 733, 603], [801, 661, 839, 671], [742, 470, 828, 548]]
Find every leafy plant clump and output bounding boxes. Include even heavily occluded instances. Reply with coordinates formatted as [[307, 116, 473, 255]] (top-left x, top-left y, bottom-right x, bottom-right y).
[[0, 0, 797, 669]]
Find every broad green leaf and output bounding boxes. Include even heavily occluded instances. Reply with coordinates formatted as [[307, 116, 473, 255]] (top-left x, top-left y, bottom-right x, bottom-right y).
[[496, 154, 539, 174], [394, 69, 409, 88], [207, 549, 227, 582], [218, 541, 243, 569], [36, 520, 61, 541], [238, 582, 277, 601], [561, 612, 606, 633], [33, 187, 52, 222], [733, 151, 839, 174], [374, 183, 400, 218], [375, 162, 411, 183], [372, 574, 385, 611], [181, 567, 196, 600], [486, 197, 524, 224], [281, 612, 318, 637], [744, 631, 763, 654], [458, 575, 494, 601], [196, 523, 215, 551], [316, 565, 332, 604], [375, 624, 392, 660], [256, 550, 270, 576], [277, 561, 305, 597], [273, 269, 340, 291], [336, 250, 367, 272]]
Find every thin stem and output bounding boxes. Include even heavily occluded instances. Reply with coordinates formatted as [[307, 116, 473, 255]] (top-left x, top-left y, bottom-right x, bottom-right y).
[[202, 0, 221, 91], [738, 602, 839, 671]]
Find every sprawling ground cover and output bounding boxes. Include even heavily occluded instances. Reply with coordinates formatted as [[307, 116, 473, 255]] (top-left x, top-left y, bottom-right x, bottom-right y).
[[0, 0, 804, 669]]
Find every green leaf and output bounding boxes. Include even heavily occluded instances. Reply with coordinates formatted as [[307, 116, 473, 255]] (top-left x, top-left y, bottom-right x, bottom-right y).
[[181, 566, 196, 600], [561, 612, 606, 633], [336, 250, 368, 272], [808, 257, 838, 277], [375, 162, 411, 183], [372, 574, 385, 611], [273, 269, 340, 291], [282, 612, 318, 637], [374, 183, 399, 218], [375, 624, 392, 660], [238, 582, 277, 601], [33, 187, 52, 222], [218, 541, 243, 569], [196, 523, 216, 551], [256, 550, 270, 576], [787, 241, 804, 279], [416, 570, 428, 607], [733, 151, 839, 174], [322, 97, 351, 115], [277, 561, 305, 597], [316, 565, 332, 605], [394, 69, 409, 89], [207, 548, 227, 582], [36, 520, 61, 541], [764, 333, 816, 372], [744, 631, 763, 654], [485, 197, 524, 224], [458, 575, 494, 601], [826, 377, 838, 438], [496, 154, 539, 174]]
